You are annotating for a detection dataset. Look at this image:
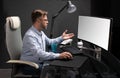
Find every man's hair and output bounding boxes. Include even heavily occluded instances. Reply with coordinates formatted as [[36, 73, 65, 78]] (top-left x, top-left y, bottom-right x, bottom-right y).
[[31, 9, 48, 23]]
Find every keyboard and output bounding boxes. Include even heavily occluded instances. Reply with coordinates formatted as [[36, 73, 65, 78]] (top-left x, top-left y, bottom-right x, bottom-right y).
[[61, 46, 83, 55]]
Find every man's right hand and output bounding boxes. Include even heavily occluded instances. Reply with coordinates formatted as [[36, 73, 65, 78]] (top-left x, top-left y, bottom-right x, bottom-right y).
[[59, 52, 73, 59]]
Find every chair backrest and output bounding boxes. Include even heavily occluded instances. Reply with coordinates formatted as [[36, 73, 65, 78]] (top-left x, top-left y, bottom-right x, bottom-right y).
[[5, 16, 23, 60]]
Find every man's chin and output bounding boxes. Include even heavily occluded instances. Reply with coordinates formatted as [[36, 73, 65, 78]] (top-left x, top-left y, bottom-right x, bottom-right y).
[[44, 26, 47, 30], [42, 26, 47, 30]]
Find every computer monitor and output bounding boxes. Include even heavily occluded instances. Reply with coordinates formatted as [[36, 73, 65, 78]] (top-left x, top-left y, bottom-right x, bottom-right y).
[[78, 16, 112, 51]]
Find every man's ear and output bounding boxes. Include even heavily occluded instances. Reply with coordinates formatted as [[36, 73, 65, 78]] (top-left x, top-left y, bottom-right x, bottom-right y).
[[37, 18, 41, 23]]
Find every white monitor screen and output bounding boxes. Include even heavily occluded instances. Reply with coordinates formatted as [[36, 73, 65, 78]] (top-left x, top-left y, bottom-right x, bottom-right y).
[[78, 16, 111, 51]]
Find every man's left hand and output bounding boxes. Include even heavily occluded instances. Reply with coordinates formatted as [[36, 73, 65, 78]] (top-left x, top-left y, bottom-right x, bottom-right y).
[[62, 30, 74, 40]]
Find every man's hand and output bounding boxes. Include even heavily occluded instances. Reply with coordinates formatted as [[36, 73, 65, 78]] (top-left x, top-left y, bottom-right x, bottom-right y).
[[59, 52, 73, 59], [62, 30, 74, 40]]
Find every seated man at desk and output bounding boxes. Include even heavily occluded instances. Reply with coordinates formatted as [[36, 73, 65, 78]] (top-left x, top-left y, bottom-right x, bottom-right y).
[[20, 9, 74, 76]]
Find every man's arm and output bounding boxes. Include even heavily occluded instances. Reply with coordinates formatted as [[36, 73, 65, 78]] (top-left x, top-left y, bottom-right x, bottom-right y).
[[43, 30, 74, 46], [43, 31, 63, 45], [23, 35, 72, 61]]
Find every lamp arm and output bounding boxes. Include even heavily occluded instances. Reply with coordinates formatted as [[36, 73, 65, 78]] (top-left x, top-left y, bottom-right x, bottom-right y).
[[50, 18, 55, 38], [52, 3, 68, 19], [50, 3, 68, 38]]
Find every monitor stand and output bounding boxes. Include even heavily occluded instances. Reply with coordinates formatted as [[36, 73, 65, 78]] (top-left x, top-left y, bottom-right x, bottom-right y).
[[78, 43, 102, 61]]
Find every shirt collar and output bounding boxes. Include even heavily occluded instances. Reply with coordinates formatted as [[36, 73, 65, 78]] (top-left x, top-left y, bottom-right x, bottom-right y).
[[31, 26, 42, 36]]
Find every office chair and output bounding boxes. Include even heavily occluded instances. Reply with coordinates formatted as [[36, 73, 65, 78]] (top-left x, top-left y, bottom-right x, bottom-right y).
[[5, 16, 40, 78]]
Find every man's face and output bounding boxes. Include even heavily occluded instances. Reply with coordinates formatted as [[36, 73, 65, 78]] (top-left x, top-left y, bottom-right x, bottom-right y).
[[39, 15, 48, 29]]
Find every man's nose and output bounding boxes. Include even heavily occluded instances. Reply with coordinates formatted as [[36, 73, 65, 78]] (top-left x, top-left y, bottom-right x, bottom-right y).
[[47, 21, 49, 24]]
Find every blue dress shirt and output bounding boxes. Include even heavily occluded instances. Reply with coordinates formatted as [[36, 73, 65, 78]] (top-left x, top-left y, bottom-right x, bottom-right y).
[[20, 26, 63, 64]]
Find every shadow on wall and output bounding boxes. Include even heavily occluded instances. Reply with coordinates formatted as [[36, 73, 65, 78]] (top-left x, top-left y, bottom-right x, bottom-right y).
[[0, 0, 11, 68]]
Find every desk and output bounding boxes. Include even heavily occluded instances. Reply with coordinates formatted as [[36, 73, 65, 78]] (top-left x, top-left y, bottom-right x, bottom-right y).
[[40, 46, 109, 78], [50, 56, 88, 68], [40, 55, 88, 78]]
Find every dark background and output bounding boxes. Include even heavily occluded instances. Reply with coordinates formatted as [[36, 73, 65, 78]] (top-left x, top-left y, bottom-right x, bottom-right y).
[[0, 0, 120, 68]]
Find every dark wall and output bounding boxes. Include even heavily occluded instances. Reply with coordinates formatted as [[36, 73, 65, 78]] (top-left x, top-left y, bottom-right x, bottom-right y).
[[91, 0, 120, 59], [91, 0, 110, 17], [3, 0, 91, 37], [0, 0, 91, 68], [110, 0, 120, 59], [0, 0, 10, 68]]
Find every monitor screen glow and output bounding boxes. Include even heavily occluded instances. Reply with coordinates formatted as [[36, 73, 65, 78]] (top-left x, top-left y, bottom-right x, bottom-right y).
[[78, 16, 111, 51]]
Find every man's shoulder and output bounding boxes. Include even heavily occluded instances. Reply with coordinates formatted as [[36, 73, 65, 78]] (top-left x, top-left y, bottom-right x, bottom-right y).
[[25, 27, 36, 37]]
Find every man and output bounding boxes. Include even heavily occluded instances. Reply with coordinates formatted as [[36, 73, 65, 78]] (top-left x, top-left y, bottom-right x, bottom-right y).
[[20, 9, 74, 75]]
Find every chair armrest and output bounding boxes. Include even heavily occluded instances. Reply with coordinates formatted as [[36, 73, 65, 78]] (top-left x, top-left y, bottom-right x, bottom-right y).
[[7, 60, 39, 69]]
